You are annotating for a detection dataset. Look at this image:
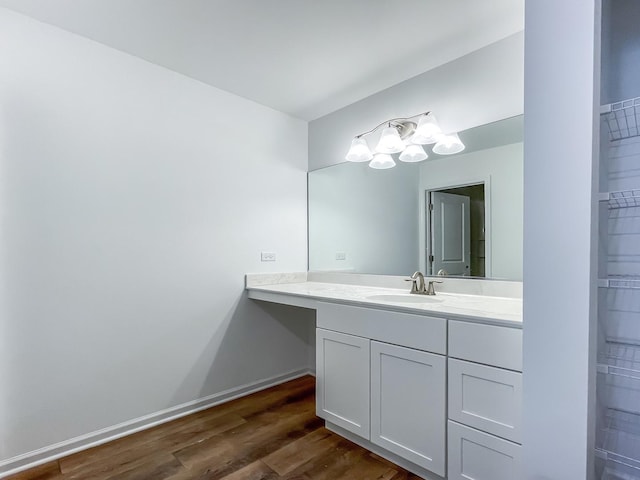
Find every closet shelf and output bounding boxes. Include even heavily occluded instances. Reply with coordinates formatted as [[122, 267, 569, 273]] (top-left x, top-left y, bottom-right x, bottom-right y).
[[597, 409, 640, 472], [600, 458, 640, 480], [600, 191, 640, 209], [599, 342, 640, 380], [599, 276, 640, 289], [602, 97, 640, 141]]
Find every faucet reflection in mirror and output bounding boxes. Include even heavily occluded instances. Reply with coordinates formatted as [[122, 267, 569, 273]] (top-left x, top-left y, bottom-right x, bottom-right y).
[[345, 112, 465, 170]]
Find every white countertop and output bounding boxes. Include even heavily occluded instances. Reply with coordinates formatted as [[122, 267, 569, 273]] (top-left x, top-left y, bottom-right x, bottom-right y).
[[246, 277, 522, 328]]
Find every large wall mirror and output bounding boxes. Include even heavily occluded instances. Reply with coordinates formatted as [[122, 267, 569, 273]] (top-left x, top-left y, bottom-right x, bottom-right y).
[[308, 115, 523, 280]]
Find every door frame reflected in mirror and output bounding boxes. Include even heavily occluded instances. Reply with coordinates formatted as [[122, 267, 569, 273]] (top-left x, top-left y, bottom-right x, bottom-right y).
[[420, 175, 492, 278]]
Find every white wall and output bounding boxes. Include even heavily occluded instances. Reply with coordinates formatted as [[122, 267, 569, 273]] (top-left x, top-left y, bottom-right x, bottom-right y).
[[0, 8, 312, 470], [308, 32, 524, 171], [419, 143, 523, 280], [523, 1, 600, 479], [308, 162, 420, 275]]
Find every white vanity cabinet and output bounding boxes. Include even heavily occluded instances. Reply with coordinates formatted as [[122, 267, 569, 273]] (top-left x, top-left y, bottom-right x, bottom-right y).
[[447, 320, 523, 480], [316, 302, 447, 477], [246, 274, 524, 479]]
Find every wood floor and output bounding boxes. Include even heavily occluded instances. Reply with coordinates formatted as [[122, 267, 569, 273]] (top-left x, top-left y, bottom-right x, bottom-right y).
[[8, 375, 422, 480]]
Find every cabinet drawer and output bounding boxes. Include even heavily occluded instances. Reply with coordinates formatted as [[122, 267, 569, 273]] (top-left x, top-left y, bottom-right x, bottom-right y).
[[317, 302, 446, 354], [448, 359, 522, 443], [449, 320, 522, 371], [448, 421, 521, 480]]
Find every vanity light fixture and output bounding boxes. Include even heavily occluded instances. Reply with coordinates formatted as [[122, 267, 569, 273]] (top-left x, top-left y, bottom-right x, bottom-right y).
[[344, 112, 465, 169]]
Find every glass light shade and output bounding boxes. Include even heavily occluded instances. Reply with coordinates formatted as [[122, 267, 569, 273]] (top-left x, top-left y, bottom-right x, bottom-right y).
[[432, 132, 465, 155], [375, 127, 405, 154], [411, 113, 442, 145], [345, 137, 373, 162], [399, 144, 428, 162], [369, 153, 396, 169]]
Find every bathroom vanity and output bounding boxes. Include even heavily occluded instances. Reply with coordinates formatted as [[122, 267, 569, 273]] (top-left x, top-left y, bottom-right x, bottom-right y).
[[246, 272, 523, 480]]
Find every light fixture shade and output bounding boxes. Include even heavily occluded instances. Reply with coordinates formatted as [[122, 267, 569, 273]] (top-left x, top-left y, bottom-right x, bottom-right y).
[[399, 144, 428, 163], [345, 137, 373, 162], [411, 113, 442, 145], [369, 153, 396, 169], [375, 127, 405, 154], [432, 132, 465, 155]]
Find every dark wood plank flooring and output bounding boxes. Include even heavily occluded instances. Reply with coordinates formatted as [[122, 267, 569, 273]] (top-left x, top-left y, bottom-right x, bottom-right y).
[[8, 375, 422, 480]]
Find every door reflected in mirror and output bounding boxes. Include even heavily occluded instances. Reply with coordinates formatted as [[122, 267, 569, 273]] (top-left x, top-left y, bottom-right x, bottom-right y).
[[428, 184, 485, 277], [308, 115, 523, 281]]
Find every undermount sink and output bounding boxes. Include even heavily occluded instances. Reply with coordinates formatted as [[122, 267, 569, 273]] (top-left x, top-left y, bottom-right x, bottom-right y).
[[367, 294, 444, 304]]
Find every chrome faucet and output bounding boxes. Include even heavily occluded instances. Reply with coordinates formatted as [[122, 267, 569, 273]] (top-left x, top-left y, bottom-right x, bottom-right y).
[[406, 271, 426, 294], [406, 271, 443, 295]]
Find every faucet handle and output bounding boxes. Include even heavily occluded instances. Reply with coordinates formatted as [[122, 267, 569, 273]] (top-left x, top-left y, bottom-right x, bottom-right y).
[[405, 277, 420, 293], [425, 279, 443, 295]]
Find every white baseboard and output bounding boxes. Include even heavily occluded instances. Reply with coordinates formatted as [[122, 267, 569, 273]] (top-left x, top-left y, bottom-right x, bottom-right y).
[[0, 368, 313, 479]]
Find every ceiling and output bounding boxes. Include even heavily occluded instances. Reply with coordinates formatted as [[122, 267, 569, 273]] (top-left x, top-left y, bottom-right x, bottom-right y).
[[0, 0, 524, 120]]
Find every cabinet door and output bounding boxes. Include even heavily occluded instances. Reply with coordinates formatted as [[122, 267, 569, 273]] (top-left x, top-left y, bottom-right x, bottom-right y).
[[448, 358, 522, 443], [370, 341, 446, 476], [316, 328, 370, 439], [448, 421, 521, 480]]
